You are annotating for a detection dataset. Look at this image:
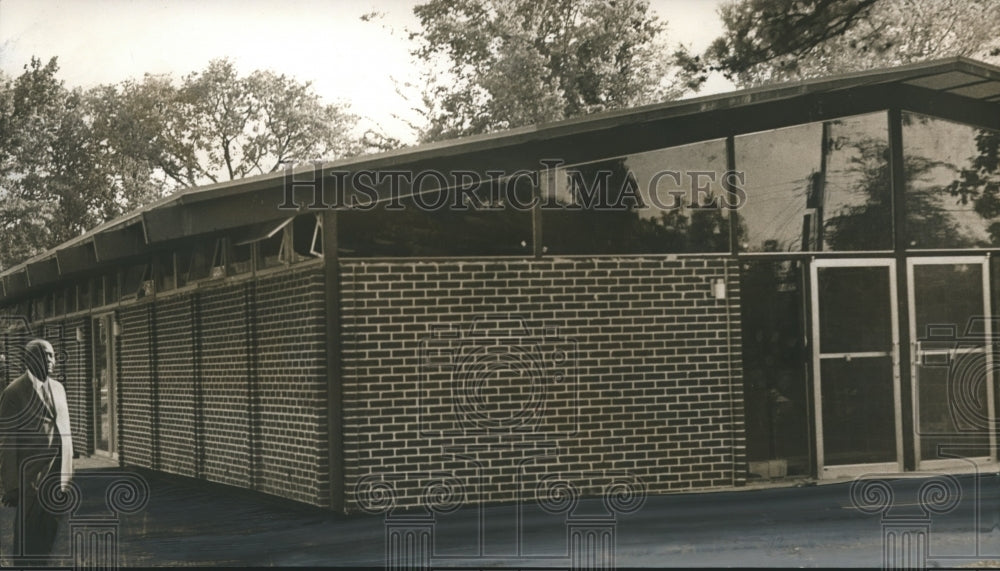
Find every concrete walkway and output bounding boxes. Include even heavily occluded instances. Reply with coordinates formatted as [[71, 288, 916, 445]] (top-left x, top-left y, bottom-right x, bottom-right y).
[[3, 457, 1000, 568]]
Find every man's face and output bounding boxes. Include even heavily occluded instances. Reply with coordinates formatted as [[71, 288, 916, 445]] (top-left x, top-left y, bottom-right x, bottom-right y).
[[41, 343, 55, 377], [26, 341, 55, 379]]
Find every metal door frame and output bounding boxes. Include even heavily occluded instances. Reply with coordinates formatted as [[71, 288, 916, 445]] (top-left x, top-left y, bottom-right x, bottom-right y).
[[907, 255, 996, 471], [810, 258, 904, 478], [91, 312, 117, 458]]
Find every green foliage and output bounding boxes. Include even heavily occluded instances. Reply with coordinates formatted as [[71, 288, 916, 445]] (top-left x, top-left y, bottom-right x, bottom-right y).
[[410, 0, 684, 142]]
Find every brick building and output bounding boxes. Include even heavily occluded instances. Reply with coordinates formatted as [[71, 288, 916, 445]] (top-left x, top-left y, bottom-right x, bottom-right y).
[[2, 58, 1000, 512]]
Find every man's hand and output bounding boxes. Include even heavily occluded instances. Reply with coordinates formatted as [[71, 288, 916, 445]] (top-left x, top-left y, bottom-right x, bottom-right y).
[[1, 489, 17, 507]]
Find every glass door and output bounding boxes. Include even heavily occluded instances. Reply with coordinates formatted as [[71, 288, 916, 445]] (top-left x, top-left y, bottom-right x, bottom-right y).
[[92, 313, 117, 457], [811, 259, 903, 478], [907, 257, 996, 470]]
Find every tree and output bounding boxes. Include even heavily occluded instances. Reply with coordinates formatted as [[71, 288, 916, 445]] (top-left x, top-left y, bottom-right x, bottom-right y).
[[0, 57, 378, 269], [0, 57, 110, 268], [409, 0, 685, 142], [92, 59, 367, 187], [684, 0, 1000, 88]]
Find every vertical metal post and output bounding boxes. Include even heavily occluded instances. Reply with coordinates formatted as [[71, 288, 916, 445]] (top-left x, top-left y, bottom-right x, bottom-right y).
[[726, 135, 740, 255], [889, 106, 915, 470], [322, 209, 345, 511], [534, 169, 547, 259]]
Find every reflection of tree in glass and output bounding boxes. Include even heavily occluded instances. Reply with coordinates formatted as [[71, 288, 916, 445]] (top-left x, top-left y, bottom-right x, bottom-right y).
[[548, 157, 731, 254], [948, 128, 1000, 245], [821, 132, 892, 251], [822, 130, 972, 250], [338, 185, 533, 257]]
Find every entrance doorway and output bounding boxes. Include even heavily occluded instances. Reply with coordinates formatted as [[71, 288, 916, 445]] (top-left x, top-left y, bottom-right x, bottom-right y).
[[808, 256, 997, 478], [810, 259, 903, 478], [907, 256, 996, 470], [92, 313, 117, 457]]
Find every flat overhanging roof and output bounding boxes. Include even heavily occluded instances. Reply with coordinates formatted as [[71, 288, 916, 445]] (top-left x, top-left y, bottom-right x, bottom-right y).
[[3, 56, 1000, 297]]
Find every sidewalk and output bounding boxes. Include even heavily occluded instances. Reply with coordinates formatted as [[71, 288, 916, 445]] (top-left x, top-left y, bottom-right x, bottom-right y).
[[4, 458, 1000, 568]]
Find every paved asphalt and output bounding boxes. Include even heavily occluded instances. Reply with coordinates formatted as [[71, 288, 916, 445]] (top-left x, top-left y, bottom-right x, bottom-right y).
[[3, 459, 1000, 568]]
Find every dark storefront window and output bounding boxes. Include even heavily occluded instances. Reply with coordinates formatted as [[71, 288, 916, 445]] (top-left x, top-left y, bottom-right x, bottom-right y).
[[740, 259, 810, 477], [542, 139, 731, 255], [903, 113, 1000, 249], [339, 175, 534, 257], [737, 112, 891, 252]]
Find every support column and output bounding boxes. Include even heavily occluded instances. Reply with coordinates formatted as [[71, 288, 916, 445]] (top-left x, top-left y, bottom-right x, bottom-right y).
[[322, 210, 345, 511], [889, 106, 915, 471]]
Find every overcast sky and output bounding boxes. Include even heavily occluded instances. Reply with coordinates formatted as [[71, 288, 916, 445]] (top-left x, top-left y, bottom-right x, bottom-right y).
[[0, 0, 731, 143]]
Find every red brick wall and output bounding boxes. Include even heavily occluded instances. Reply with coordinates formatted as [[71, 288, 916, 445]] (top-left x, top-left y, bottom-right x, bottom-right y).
[[339, 257, 745, 512]]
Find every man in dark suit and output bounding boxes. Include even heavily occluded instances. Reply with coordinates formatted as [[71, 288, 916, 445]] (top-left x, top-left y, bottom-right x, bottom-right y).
[[0, 339, 74, 559]]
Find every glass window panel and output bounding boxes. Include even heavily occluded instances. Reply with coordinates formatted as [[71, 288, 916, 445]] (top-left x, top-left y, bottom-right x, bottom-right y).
[[913, 263, 984, 350], [256, 231, 285, 270], [339, 175, 534, 257], [228, 240, 253, 276], [737, 123, 819, 252], [291, 215, 321, 261], [91, 276, 104, 307], [53, 289, 65, 316], [209, 240, 225, 278], [64, 285, 75, 314], [916, 352, 992, 461], [155, 252, 175, 292], [310, 216, 323, 256], [817, 266, 893, 353], [106, 271, 119, 304], [178, 241, 214, 286], [542, 139, 731, 255], [77, 280, 90, 311], [122, 262, 151, 300], [739, 260, 810, 477], [33, 296, 46, 321], [903, 113, 1000, 249], [820, 356, 897, 465], [737, 112, 891, 252], [820, 114, 892, 250]]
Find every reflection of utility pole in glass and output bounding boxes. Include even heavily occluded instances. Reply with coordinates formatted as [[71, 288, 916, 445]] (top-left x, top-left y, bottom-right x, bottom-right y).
[[802, 122, 829, 252]]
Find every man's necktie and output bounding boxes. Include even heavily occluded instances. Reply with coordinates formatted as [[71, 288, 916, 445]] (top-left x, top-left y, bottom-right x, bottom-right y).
[[41, 380, 55, 413]]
